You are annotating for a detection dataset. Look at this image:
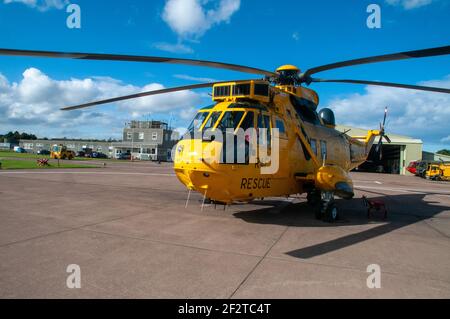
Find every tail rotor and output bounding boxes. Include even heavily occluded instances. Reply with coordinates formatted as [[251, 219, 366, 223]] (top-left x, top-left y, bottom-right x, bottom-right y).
[[375, 107, 391, 160]]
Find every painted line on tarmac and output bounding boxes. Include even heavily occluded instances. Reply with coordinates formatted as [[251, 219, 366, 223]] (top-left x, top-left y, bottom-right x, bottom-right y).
[[0, 171, 176, 177], [354, 184, 450, 195]]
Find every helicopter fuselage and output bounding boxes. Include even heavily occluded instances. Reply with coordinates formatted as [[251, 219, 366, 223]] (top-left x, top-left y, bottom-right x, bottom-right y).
[[173, 80, 378, 203]]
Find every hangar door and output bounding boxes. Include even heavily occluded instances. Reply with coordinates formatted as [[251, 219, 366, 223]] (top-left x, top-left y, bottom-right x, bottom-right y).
[[357, 144, 403, 174]]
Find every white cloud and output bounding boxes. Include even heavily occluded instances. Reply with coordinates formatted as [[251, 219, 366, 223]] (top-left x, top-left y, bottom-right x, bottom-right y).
[[441, 136, 450, 142], [3, 0, 68, 11], [325, 75, 450, 146], [292, 32, 300, 41], [385, 0, 433, 10], [162, 0, 240, 39], [0, 68, 205, 138], [174, 74, 219, 82], [153, 42, 194, 54]]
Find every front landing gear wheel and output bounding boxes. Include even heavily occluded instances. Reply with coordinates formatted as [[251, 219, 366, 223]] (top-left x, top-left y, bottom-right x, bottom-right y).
[[324, 201, 339, 223], [313, 191, 339, 223]]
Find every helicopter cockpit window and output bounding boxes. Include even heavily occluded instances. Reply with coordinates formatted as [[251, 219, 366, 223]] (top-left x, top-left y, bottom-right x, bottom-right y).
[[203, 111, 222, 130], [216, 111, 245, 131], [187, 112, 210, 132], [239, 111, 255, 130]]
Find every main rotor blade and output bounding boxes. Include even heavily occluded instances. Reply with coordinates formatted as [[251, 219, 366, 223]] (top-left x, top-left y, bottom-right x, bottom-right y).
[[0, 48, 276, 77], [61, 80, 256, 111], [382, 107, 388, 127], [310, 78, 450, 94], [304, 45, 450, 77]]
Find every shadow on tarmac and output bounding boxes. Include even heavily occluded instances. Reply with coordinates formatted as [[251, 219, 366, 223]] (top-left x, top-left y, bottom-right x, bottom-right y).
[[233, 191, 449, 259]]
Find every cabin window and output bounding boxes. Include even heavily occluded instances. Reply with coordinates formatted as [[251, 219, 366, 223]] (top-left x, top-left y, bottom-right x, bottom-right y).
[[275, 118, 286, 134], [258, 114, 272, 146], [311, 139, 317, 155], [216, 111, 244, 131], [320, 140, 327, 160]]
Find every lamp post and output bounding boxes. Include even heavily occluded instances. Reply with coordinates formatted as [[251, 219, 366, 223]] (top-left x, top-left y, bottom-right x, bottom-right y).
[[131, 124, 134, 162]]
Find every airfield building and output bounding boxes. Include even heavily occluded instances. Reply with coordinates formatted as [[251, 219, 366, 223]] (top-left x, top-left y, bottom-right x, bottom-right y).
[[336, 125, 423, 175], [19, 120, 178, 161], [112, 120, 178, 161]]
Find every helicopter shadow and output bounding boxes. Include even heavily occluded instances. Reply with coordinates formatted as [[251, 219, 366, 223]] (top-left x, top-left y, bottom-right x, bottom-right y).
[[233, 191, 449, 259]]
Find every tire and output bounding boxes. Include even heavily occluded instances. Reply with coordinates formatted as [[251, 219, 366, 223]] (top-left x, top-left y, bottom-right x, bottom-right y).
[[324, 202, 339, 223]]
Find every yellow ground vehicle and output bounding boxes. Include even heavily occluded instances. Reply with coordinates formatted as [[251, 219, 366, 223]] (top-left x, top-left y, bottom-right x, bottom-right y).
[[425, 163, 450, 181], [50, 144, 75, 160]]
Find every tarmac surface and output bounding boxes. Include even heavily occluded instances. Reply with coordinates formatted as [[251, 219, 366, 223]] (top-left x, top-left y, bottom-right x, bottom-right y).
[[0, 161, 449, 298]]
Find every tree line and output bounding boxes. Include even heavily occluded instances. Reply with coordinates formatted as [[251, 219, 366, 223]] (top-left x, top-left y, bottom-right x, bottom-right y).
[[1, 131, 119, 144]]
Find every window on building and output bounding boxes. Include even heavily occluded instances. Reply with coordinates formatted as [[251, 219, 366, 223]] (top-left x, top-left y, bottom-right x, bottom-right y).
[[152, 132, 158, 140], [139, 132, 144, 140], [23, 143, 33, 149], [150, 148, 156, 154], [127, 132, 132, 140], [36, 143, 43, 147]]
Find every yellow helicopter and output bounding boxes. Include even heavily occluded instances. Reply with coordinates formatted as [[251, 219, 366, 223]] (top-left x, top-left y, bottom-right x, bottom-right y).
[[1, 45, 449, 222]]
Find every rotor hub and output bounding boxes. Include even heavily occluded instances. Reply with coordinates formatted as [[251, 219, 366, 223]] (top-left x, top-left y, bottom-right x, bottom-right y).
[[274, 65, 302, 86]]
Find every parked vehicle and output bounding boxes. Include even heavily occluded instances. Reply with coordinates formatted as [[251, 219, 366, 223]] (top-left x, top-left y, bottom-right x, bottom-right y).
[[92, 152, 108, 159], [406, 161, 418, 175], [37, 149, 50, 155], [82, 148, 93, 158], [425, 163, 450, 181], [117, 152, 131, 160], [50, 144, 75, 160], [14, 146, 26, 153], [415, 161, 433, 177], [76, 151, 85, 157]]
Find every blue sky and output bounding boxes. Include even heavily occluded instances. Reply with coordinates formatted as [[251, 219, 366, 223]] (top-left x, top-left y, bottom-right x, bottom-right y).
[[0, 0, 449, 151]]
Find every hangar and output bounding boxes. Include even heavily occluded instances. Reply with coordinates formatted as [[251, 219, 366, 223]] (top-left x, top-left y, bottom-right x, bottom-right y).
[[336, 125, 423, 175]]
